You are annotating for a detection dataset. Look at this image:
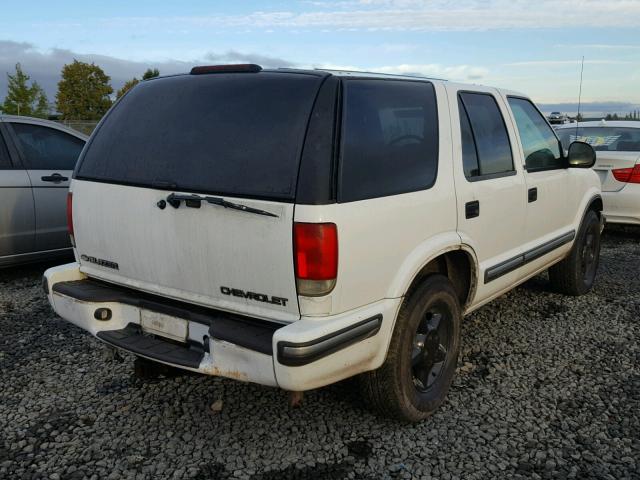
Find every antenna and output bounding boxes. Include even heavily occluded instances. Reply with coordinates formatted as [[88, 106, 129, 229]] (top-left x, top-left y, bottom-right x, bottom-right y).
[[575, 55, 584, 138]]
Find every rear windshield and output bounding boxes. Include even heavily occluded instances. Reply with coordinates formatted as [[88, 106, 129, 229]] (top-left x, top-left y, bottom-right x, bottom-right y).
[[557, 126, 640, 152], [76, 72, 324, 200]]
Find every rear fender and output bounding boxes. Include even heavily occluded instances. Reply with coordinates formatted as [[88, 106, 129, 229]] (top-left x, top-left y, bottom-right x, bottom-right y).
[[386, 231, 478, 301]]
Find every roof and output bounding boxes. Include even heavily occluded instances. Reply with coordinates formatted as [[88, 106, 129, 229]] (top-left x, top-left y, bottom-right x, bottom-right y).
[[556, 120, 640, 129], [151, 65, 530, 98]]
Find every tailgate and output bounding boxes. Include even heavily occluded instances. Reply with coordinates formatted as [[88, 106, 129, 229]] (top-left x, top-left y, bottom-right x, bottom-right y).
[[593, 151, 640, 192], [72, 180, 299, 322], [68, 71, 328, 323]]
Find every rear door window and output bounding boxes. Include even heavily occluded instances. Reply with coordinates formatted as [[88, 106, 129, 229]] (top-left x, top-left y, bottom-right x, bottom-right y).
[[458, 92, 514, 180], [10, 123, 84, 170], [77, 72, 324, 200], [339, 79, 439, 202]]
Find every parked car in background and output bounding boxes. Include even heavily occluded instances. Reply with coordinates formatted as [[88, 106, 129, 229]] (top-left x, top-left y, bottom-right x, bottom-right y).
[[44, 66, 601, 422], [548, 111, 569, 125], [0, 115, 87, 266], [556, 121, 640, 225]]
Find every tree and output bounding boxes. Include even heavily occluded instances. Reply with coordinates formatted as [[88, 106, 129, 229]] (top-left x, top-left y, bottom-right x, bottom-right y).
[[1, 63, 50, 118], [142, 68, 160, 80], [56, 60, 113, 120], [116, 78, 139, 99], [116, 68, 160, 99]]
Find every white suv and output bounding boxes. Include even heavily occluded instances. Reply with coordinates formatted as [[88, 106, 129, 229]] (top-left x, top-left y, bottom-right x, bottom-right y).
[[44, 65, 603, 422]]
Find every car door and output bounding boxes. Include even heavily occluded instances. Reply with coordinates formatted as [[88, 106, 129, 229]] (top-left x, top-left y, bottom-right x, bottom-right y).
[[8, 121, 85, 252], [504, 96, 575, 259], [0, 122, 36, 260], [448, 85, 528, 305]]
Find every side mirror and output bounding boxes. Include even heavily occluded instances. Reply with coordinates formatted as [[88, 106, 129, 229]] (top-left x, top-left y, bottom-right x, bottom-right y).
[[567, 141, 596, 168]]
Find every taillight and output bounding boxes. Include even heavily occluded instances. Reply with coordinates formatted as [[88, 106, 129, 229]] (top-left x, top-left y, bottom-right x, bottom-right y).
[[66, 192, 75, 247], [293, 222, 338, 296], [612, 164, 640, 184]]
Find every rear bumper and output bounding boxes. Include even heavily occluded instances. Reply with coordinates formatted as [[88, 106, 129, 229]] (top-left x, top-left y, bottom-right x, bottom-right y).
[[44, 263, 400, 391], [603, 186, 640, 225]]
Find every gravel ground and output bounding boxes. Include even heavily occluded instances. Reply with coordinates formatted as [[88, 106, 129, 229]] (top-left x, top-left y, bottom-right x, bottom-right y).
[[1, 226, 638, 480]]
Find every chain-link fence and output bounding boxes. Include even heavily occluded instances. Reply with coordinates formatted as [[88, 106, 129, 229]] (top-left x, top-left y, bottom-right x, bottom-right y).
[[56, 120, 99, 136]]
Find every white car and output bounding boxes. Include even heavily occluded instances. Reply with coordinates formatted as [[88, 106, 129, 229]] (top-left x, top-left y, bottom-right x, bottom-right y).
[[44, 65, 602, 422], [548, 111, 569, 125], [556, 121, 640, 225]]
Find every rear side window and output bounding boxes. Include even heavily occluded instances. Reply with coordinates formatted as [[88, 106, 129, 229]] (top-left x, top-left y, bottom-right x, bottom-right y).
[[507, 97, 563, 171], [339, 79, 439, 202], [10, 123, 84, 170], [458, 92, 514, 180], [0, 134, 11, 169], [557, 126, 640, 152], [77, 72, 324, 200]]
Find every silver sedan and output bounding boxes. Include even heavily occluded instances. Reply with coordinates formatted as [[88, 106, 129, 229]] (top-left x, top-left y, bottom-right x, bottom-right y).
[[0, 115, 87, 266]]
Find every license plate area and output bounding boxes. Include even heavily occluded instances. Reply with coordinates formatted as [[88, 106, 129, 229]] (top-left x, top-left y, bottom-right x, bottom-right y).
[[140, 310, 188, 343]]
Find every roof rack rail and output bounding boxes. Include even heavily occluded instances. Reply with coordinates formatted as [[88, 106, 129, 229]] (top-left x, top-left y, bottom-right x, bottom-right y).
[[313, 68, 448, 81]]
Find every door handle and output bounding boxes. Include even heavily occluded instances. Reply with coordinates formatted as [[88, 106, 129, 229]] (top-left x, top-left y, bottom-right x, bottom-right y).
[[528, 187, 538, 203], [41, 173, 69, 183], [465, 200, 480, 219]]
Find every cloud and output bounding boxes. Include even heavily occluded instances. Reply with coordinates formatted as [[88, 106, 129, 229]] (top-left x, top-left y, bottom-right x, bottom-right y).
[[505, 60, 632, 67], [554, 44, 640, 50], [0, 40, 491, 104], [99, 0, 640, 32], [302, 61, 488, 81], [372, 63, 488, 80], [204, 50, 294, 67], [538, 101, 640, 116], [0, 41, 292, 102]]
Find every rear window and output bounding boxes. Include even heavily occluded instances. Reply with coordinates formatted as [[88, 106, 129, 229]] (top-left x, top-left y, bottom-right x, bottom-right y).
[[557, 126, 640, 152], [77, 72, 324, 200], [339, 79, 439, 202]]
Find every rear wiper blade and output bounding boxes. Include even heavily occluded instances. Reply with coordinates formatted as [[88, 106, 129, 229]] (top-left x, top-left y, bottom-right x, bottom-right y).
[[165, 193, 279, 218]]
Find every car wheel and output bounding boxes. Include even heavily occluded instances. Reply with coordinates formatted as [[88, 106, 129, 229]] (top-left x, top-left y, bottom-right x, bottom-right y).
[[549, 209, 601, 296], [360, 274, 461, 422]]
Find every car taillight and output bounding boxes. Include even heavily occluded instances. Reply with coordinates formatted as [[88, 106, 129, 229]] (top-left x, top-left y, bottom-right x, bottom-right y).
[[66, 192, 75, 247], [293, 222, 338, 296], [612, 164, 640, 184]]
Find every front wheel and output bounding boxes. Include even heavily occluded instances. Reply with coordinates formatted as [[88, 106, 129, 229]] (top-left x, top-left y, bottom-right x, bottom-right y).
[[359, 275, 461, 422], [549, 209, 601, 296]]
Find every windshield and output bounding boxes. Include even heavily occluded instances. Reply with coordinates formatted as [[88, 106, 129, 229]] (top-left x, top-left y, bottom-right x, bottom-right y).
[[557, 126, 640, 152], [76, 72, 324, 200]]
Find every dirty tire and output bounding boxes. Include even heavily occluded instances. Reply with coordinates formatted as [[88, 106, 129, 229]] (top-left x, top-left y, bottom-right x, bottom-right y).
[[360, 274, 461, 422], [549, 209, 601, 296]]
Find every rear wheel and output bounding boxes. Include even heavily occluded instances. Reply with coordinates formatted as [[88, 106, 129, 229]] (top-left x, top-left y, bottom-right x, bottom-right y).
[[549, 209, 601, 296], [360, 275, 461, 422]]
